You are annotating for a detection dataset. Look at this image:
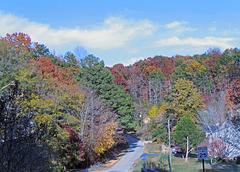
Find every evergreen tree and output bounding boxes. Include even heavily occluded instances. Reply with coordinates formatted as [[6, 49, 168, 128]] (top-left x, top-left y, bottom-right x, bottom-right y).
[[171, 59, 187, 83], [174, 116, 204, 162], [193, 70, 214, 94], [78, 55, 136, 129]]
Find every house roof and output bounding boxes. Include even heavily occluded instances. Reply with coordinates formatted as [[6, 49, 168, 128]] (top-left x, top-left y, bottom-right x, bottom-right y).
[[203, 121, 234, 134], [203, 125, 218, 133], [204, 121, 240, 157]]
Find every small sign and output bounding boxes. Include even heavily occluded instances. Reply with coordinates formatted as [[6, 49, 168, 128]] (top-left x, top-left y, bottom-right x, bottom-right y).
[[198, 147, 208, 159], [141, 156, 146, 161]]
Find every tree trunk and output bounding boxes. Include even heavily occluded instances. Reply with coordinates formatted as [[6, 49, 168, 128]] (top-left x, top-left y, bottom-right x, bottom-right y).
[[149, 80, 152, 102], [159, 83, 162, 102], [153, 87, 158, 105], [185, 136, 189, 162]]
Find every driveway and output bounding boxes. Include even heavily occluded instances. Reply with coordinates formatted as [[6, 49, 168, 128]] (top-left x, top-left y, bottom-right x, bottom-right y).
[[105, 135, 144, 172]]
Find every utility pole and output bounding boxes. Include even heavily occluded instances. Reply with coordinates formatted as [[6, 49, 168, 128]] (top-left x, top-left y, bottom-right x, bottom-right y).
[[168, 119, 172, 172]]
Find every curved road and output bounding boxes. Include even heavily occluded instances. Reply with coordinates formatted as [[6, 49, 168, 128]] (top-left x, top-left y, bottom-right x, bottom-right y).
[[105, 135, 144, 172]]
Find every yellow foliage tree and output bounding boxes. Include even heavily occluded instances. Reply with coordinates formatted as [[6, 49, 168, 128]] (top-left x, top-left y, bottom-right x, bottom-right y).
[[94, 122, 117, 156], [17, 62, 85, 149], [149, 103, 167, 119], [168, 78, 204, 120], [185, 60, 206, 77], [149, 105, 159, 119]]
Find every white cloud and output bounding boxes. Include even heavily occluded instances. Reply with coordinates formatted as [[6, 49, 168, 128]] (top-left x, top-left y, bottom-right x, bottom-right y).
[[120, 56, 144, 66], [166, 21, 186, 29], [0, 12, 155, 50], [165, 21, 196, 35], [176, 27, 196, 33], [154, 36, 237, 49]]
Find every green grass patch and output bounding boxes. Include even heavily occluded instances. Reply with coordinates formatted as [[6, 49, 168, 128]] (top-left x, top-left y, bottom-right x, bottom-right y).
[[144, 142, 162, 154], [131, 143, 240, 172]]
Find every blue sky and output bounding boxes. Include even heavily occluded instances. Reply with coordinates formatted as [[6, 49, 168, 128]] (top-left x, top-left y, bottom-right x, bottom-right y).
[[1, 0, 240, 66]]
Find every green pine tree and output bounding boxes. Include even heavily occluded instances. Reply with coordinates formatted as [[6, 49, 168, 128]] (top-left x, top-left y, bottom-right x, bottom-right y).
[[174, 116, 204, 162]]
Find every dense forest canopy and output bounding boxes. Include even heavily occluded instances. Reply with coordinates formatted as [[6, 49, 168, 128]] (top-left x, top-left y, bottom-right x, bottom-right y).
[[1, 32, 240, 170]]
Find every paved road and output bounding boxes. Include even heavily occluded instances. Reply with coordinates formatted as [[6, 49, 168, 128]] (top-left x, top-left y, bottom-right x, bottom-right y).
[[105, 135, 144, 172]]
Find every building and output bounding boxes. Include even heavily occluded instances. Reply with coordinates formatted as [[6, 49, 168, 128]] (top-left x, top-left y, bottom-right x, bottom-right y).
[[204, 121, 240, 158]]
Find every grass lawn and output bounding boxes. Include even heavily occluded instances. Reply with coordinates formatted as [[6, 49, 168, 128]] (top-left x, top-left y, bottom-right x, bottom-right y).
[[131, 142, 240, 172]]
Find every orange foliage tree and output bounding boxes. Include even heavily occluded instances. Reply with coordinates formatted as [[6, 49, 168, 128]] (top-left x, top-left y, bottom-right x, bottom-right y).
[[1, 32, 36, 56]]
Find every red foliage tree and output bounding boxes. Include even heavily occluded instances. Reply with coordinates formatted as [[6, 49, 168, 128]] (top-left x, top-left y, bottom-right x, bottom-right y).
[[153, 56, 175, 79], [225, 62, 240, 113], [1, 32, 36, 56], [133, 60, 143, 69], [142, 65, 157, 78], [145, 57, 161, 68], [59, 125, 85, 169], [201, 136, 229, 159], [111, 70, 129, 93], [30, 57, 78, 89], [226, 78, 240, 105], [112, 63, 125, 73], [204, 54, 221, 75], [30, 57, 55, 79]]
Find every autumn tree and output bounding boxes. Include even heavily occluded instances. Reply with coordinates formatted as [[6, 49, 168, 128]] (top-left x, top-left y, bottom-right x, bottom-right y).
[[78, 89, 119, 164], [225, 61, 240, 114], [112, 63, 125, 73], [167, 78, 204, 120], [125, 65, 147, 102], [185, 60, 207, 79], [153, 55, 175, 79], [19, 56, 88, 170], [142, 65, 157, 79], [148, 103, 168, 144], [0, 39, 28, 90], [204, 54, 221, 77], [110, 68, 129, 93], [1, 32, 36, 57], [201, 136, 230, 160], [22, 55, 121, 169], [58, 125, 85, 169]]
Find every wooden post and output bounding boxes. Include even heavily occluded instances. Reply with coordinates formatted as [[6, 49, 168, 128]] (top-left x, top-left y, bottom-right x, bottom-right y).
[[202, 159, 205, 172], [168, 119, 172, 172]]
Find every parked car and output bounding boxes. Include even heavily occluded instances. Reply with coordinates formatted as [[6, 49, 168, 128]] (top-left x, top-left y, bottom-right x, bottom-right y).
[[172, 146, 182, 154]]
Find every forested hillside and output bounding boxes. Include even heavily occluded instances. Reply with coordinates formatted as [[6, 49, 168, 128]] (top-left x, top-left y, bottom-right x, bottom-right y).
[[1, 32, 240, 171]]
